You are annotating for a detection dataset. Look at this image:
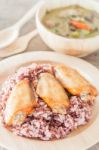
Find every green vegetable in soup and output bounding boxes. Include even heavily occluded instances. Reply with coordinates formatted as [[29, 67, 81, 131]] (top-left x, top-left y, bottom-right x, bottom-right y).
[[42, 5, 99, 38]]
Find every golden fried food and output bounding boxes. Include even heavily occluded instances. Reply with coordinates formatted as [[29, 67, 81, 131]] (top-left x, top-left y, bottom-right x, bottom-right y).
[[36, 73, 69, 114], [4, 79, 37, 126], [55, 65, 98, 99]]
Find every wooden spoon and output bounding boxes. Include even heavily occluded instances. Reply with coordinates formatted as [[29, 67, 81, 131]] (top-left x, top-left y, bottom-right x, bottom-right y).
[[0, 29, 38, 58]]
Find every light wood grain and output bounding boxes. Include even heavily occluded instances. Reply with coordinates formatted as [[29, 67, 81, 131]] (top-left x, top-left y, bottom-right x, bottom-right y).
[[0, 0, 99, 150]]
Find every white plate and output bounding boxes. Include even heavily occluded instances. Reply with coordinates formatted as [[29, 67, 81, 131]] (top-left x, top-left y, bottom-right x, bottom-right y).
[[0, 51, 99, 150]]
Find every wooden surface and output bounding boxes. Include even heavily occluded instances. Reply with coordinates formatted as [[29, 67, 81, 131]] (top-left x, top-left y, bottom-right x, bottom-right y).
[[0, 0, 99, 149]]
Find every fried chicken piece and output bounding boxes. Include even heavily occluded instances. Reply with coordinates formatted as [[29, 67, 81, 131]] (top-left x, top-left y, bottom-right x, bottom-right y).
[[4, 79, 37, 126], [55, 65, 98, 101], [36, 73, 69, 114]]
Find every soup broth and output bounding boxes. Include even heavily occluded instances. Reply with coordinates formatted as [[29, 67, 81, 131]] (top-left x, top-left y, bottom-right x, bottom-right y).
[[42, 5, 99, 38]]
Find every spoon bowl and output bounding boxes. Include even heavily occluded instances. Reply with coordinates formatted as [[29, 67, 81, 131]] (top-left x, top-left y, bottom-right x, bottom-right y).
[[0, 29, 38, 58], [0, 27, 19, 49], [0, 1, 43, 49]]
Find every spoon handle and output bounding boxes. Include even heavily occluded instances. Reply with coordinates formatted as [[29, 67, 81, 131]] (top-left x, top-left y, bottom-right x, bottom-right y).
[[14, 1, 44, 29], [23, 29, 38, 42]]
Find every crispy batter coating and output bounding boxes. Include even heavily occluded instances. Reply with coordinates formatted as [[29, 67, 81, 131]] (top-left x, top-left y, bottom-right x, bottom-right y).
[[36, 73, 69, 114], [55, 65, 98, 98], [4, 79, 37, 126]]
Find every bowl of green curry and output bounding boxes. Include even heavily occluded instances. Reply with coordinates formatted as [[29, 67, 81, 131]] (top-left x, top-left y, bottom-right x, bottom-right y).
[[36, 0, 99, 57]]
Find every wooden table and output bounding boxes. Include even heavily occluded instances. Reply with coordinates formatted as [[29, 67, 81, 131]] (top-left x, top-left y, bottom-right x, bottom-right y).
[[0, 0, 99, 149]]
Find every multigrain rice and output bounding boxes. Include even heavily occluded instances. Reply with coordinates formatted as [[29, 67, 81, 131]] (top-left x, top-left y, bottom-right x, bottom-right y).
[[0, 63, 94, 140]]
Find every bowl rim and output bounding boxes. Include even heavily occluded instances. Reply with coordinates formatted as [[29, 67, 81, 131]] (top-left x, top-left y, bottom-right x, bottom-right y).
[[36, 0, 99, 42]]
